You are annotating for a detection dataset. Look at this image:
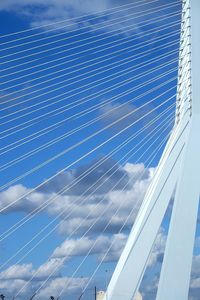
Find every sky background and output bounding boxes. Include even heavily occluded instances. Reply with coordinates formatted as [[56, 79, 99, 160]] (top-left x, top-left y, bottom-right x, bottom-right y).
[[0, 0, 199, 299]]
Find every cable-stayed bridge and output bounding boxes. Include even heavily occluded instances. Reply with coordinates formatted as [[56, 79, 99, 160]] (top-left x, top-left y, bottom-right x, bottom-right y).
[[0, 0, 199, 299]]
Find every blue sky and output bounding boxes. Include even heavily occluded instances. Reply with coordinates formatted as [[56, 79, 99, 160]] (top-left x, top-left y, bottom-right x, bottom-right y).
[[0, 0, 199, 299]]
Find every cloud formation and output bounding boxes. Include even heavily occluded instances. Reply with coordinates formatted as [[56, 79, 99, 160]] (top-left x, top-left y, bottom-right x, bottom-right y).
[[0, 157, 199, 299], [0, 160, 153, 299]]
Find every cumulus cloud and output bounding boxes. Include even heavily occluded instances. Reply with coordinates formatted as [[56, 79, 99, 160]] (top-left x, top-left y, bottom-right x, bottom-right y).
[[2, 157, 198, 300], [0, 279, 31, 298], [0, 264, 33, 281], [37, 276, 87, 299], [0, 259, 62, 282], [52, 233, 127, 263], [0, 160, 152, 232], [0, 184, 48, 214], [47, 161, 153, 237], [0, 258, 87, 299], [38, 157, 133, 196], [0, 234, 126, 299], [0, 274, 87, 300], [0, 159, 154, 299]]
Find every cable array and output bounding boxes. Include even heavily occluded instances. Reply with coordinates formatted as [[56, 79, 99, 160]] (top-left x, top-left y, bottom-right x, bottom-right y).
[[0, 107, 175, 278], [21, 124, 174, 298], [0, 1, 188, 299]]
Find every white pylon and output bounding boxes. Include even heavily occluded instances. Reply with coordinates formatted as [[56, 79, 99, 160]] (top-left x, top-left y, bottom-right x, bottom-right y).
[[104, 0, 199, 299]]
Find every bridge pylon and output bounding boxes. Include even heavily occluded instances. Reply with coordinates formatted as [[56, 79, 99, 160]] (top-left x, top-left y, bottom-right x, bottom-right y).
[[104, 1, 199, 299]]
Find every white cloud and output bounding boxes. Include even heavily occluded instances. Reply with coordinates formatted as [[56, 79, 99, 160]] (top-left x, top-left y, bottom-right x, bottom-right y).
[[37, 276, 87, 299], [98, 233, 127, 263], [0, 160, 153, 298], [52, 236, 93, 259], [0, 260, 87, 299], [52, 233, 127, 263], [0, 161, 153, 235], [35, 259, 62, 280], [0, 279, 31, 298], [0, 274, 87, 300], [2, 158, 199, 299], [0, 184, 48, 214], [0, 263, 33, 280]]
